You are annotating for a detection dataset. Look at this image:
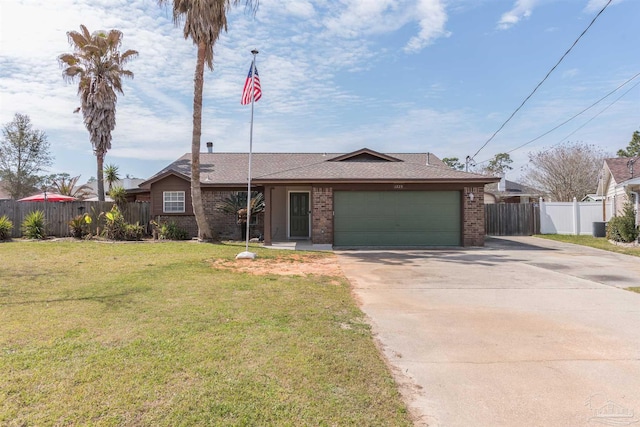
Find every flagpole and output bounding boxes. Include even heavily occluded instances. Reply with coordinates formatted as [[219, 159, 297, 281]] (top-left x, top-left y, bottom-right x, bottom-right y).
[[238, 49, 259, 260]]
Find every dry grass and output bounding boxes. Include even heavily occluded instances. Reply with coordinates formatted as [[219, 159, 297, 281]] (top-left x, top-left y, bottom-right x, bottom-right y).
[[535, 234, 640, 257], [0, 240, 411, 426]]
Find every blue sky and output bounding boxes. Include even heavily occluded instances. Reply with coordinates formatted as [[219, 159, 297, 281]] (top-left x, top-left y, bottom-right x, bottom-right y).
[[0, 0, 638, 182]]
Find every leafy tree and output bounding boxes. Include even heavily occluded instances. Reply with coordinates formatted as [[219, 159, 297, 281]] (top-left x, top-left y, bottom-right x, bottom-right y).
[[0, 113, 53, 199], [58, 25, 138, 202], [521, 142, 606, 202], [442, 157, 465, 171], [104, 163, 120, 192], [482, 153, 513, 176], [617, 130, 640, 157], [157, 0, 258, 241]]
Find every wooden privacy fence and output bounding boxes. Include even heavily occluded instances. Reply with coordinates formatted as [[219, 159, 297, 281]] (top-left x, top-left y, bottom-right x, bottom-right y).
[[0, 201, 151, 238], [485, 203, 540, 236]]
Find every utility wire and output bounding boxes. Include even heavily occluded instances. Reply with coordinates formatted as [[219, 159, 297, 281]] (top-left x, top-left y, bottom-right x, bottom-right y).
[[475, 71, 640, 164], [543, 80, 640, 151], [469, 0, 613, 161]]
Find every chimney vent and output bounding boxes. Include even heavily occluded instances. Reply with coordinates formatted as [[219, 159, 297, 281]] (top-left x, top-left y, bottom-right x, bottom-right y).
[[498, 175, 506, 192], [206, 142, 213, 153]]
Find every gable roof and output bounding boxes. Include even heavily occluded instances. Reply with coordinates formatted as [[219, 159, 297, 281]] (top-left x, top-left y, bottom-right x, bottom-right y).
[[142, 149, 497, 187], [604, 157, 640, 185], [328, 148, 403, 163]]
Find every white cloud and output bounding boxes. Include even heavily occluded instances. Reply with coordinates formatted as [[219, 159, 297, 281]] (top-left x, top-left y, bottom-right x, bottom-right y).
[[585, 0, 626, 13], [497, 0, 539, 30], [562, 68, 580, 79], [404, 0, 450, 53]]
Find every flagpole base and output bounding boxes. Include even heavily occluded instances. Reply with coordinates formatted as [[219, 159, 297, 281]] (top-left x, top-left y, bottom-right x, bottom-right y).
[[236, 251, 257, 260]]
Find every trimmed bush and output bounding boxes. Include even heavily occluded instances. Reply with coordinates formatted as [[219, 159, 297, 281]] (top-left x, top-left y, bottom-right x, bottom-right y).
[[607, 201, 639, 243], [22, 210, 46, 239], [0, 215, 13, 240]]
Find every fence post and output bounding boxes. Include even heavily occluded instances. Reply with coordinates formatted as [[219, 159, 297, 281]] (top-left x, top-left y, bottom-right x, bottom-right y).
[[539, 197, 546, 234], [572, 197, 578, 235]]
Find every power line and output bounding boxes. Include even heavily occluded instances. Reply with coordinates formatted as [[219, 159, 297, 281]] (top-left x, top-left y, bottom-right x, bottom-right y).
[[469, 0, 613, 161], [475, 71, 640, 164], [544, 80, 640, 149]]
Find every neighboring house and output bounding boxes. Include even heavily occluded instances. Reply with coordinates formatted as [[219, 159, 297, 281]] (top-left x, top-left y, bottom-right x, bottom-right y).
[[582, 194, 605, 202], [484, 177, 545, 204], [0, 181, 11, 200], [134, 148, 499, 247], [82, 178, 146, 201], [596, 157, 640, 223]]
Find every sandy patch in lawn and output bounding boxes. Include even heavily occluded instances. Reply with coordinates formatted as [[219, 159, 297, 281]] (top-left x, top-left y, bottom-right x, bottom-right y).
[[210, 253, 343, 277]]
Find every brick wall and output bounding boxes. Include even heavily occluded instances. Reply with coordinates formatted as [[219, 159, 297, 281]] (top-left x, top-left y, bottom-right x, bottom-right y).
[[202, 190, 264, 240], [312, 187, 333, 244], [463, 186, 485, 246], [155, 215, 198, 238]]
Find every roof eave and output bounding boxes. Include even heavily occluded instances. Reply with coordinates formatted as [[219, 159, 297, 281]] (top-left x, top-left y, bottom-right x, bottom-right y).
[[253, 177, 500, 185]]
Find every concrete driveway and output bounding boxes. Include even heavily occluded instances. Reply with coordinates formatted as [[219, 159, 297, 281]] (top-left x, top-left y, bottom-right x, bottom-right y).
[[336, 237, 640, 427]]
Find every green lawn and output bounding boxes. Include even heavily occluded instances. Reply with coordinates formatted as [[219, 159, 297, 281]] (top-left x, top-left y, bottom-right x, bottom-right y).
[[535, 234, 640, 258], [0, 241, 412, 426]]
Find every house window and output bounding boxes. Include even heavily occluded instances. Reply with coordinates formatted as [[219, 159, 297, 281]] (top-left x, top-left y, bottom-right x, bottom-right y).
[[163, 191, 185, 213]]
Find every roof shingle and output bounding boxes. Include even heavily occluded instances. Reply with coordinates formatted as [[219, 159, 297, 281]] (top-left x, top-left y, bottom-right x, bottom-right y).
[[605, 157, 640, 184], [144, 151, 497, 186]]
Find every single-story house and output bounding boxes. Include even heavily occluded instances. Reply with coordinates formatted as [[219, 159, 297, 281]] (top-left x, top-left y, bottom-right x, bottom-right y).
[[0, 181, 11, 200], [596, 157, 639, 224], [135, 148, 500, 247], [484, 177, 545, 204], [81, 178, 147, 201]]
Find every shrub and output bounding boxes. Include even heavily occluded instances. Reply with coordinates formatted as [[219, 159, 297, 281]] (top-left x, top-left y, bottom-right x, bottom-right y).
[[102, 205, 143, 241], [108, 186, 127, 209], [21, 210, 46, 239], [0, 215, 13, 240], [159, 221, 189, 240], [68, 214, 92, 239], [607, 201, 639, 243]]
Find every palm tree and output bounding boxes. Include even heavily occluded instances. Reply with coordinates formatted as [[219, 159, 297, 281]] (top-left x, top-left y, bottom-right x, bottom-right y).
[[103, 163, 120, 192], [157, 0, 258, 241], [51, 175, 92, 200], [216, 191, 264, 240], [58, 25, 138, 201]]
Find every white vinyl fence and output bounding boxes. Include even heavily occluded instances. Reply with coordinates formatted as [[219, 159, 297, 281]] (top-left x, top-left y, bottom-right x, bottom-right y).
[[540, 198, 614, 235]]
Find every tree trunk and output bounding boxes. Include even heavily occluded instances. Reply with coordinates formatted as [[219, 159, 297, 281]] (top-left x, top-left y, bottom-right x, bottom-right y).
[[96, 152, 105, 202], [191, 42, 212, 240]]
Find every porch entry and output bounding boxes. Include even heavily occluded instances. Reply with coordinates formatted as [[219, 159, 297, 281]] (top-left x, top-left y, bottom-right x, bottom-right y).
[[289, 192, 310, 238]]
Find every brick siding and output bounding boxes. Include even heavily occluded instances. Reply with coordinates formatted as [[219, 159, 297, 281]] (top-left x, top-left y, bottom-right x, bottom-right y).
[[155, 215, 198, 238], [312, 187, 333, 244], [463, 186, 485, 246], [203, 190, 264, 240]]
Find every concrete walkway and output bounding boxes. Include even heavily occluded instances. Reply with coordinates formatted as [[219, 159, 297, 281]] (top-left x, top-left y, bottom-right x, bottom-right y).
[[337, 237, 640, 427], [267, 240, 333, 251]]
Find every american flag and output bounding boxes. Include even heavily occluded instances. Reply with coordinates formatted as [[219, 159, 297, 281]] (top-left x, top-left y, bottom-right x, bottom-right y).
[[241, 64, 262, 105]]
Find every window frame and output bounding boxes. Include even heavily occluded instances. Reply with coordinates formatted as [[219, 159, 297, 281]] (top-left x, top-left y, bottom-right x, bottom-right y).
[[163, 191, 185, 213]]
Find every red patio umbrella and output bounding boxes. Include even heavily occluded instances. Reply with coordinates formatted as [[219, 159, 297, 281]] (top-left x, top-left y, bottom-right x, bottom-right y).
[[17, 193, 78, 202]]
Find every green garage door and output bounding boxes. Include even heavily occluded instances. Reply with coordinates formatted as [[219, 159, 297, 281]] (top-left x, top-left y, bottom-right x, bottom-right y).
[[334, 191, 461, 246]]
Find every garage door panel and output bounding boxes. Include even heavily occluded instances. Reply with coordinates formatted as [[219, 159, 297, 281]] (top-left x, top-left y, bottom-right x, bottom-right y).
[[334, 191, 461, 246]]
